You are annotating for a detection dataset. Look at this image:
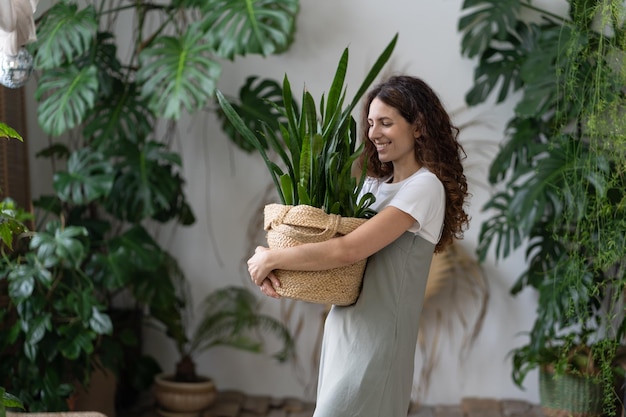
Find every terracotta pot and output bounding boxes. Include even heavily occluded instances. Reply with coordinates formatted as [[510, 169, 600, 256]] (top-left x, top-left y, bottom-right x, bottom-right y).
[[153, 374, 217, 417]]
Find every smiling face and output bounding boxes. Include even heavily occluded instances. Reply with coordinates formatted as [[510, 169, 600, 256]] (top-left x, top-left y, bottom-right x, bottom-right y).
[[367, 97, 421, 172]]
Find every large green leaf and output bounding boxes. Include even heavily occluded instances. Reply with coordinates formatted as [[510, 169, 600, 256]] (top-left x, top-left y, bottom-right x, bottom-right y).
[[53, 148, 114, 205], [217, 35, 396, 217], [137, 23, 221, 120], [216, 76, 287, 152], [30, 222, 88, 269], [201, 0, 299, 59], [104, 141, 192, 223], [83, 81, 154, 147], [36, 65, 99, 136], [32, 3, 97, 70], [458, 0, 521, 58], [0, 123, 23, 141]]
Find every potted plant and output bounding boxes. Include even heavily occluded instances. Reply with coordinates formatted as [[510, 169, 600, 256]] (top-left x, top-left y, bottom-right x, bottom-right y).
[[0, 125, 113, 413], [3, 0, 300, 412], [153, 285, 294, 416], [458, 0, 626, 414], [216, 35, 398, 306]]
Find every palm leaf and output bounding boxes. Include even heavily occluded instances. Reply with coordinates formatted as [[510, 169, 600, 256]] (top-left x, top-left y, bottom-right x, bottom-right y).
[[189, 286, 294, 361], [35, 65, 99, 136], [32, 3, 97, 70], [200, 0, 299, 59], [137, 22, 221, 120]]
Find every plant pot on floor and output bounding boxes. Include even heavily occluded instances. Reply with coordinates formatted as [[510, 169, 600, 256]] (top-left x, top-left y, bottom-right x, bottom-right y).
[[153, 374, 217, 417], [539, 368, 604, 417]]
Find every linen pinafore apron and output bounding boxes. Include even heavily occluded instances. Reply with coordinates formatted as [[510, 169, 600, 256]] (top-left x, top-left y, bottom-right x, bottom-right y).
[[313, 232, 434, 417]]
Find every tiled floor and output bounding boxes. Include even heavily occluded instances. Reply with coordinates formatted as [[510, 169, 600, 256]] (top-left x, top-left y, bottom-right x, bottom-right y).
[[123, 390, 545, 417]]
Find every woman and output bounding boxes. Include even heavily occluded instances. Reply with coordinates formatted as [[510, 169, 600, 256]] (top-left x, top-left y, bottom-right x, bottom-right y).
[[247, 75, 470, 417]]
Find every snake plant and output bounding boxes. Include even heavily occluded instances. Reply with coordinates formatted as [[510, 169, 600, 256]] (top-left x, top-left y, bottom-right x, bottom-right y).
[[217, 35, 398, 219]]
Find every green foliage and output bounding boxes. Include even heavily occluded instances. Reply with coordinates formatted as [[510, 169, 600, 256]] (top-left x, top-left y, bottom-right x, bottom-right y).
[[0, 123, 23, 142], [459, 0, 626, 403], [0, 220, 113, 412], [1, 387, 24, 417], [166, 285, 294, 382], [4, 0, 300, 411], [217, 34, 398, 218]]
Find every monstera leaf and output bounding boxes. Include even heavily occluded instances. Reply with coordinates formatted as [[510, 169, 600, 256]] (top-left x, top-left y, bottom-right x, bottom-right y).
[[104, 141, 192, 224], [83, 81, 154, 147], [35, 65, 99, 136], [200, 0, 299, 59], [217, 76, 288, 152], [458, 0, 521, 58], [137, 22, 221, 120], [32, 3, 97, 69], [53, 148, 114, 205]]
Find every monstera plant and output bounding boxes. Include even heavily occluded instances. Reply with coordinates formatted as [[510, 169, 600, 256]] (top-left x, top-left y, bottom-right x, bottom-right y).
[[459, 0, 626, 414], [0, 0, 300, 412]]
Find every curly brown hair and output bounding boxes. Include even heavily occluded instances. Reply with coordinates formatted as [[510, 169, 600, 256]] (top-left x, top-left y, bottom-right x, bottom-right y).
[[357, 75, 470, 252]]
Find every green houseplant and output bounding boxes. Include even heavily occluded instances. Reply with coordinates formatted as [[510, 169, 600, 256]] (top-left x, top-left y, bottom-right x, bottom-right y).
[[1, 0, 300, 412], [458, 0, 626, 414], [0, 125, 115, 412], [0, 125, 27, 417], [153, 285, 294, 415], [216, 35, 397, 305]]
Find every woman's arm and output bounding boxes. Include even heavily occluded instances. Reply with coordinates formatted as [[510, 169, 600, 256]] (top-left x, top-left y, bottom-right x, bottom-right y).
[[248, 206, 416, 296]]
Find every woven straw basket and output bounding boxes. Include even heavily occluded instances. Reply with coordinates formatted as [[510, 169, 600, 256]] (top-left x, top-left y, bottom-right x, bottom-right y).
[[263, 204, 368, 306]]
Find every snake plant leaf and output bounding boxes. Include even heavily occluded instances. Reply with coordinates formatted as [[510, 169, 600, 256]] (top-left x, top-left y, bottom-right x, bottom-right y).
[[323, 48, 348, 126], [32, 3, 97, 70], [53, 148, 114, 205], [216, 89, 287, 202], [339, 32, 397, 129], [217, 76, 286, 152], [200, 0, 299, 59], [279, 174, 294, 205], [458, 0, 521, 58], [36, 65, 99, 137], [218, 35, 397, 217], [137, 22, 221, 120]]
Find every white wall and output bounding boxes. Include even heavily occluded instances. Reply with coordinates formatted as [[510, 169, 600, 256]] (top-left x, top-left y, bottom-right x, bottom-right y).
[[22, 0, 564, 406]]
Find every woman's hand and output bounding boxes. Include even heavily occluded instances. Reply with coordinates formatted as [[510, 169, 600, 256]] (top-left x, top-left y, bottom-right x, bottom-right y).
[[247, 246, 282, 299]]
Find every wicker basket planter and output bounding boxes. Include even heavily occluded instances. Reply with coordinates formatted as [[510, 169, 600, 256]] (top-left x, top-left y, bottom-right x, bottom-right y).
[[264, 204, 368, 306], [539, 368, 604, 417]]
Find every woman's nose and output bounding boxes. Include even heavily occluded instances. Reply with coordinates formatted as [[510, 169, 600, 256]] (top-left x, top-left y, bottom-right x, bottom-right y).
[[369, 124, 381, 139]]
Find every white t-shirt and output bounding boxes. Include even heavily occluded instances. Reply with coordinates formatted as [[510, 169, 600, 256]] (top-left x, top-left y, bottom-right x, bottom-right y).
[[358, 167, 445, 245]]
